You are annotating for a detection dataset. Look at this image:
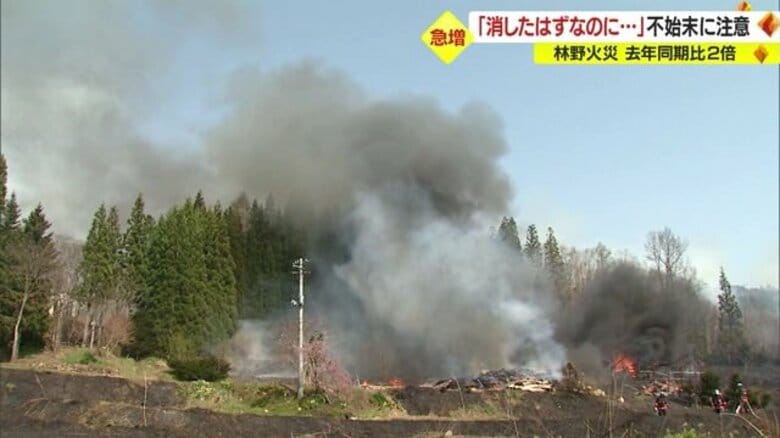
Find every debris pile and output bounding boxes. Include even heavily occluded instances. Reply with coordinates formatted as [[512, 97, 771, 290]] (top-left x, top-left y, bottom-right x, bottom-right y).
[[421, 368, 554, 393], [553, 362, 606, 397], [364, 364, 608, 397], [641, 381, 683, 396]]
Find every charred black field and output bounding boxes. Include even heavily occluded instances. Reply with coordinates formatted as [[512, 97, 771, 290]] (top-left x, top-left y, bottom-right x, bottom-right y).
[[2, 360, 779, 437]]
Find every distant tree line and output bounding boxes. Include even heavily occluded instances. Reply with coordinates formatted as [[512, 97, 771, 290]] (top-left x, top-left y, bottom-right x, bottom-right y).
[[496, 216, 758, 366], [0, 153, 306, 363]]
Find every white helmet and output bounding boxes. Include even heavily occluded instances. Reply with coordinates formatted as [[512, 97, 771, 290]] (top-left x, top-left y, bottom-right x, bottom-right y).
[[715, 389, 720, 395]]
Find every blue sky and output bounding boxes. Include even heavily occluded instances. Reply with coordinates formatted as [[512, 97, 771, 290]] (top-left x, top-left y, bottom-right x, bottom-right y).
[[4, 0, 772, 292], [134, 0, 778, 291]]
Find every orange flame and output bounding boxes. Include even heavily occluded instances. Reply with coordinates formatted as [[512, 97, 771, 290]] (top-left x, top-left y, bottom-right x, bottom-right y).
[[388, 377, 406, 388], [612, 353, 638, 377]]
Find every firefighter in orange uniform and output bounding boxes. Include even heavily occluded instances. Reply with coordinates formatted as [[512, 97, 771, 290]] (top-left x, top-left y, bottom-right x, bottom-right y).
[[712, 389, 727, 414], [735, 383, 753, 415], [654, 392, 669, 416]]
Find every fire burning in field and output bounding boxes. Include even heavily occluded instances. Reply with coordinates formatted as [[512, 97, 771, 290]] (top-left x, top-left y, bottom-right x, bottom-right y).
[[360, 377, 407, 390], [612, 353, 638, 378], [387, 377, 406, 388]]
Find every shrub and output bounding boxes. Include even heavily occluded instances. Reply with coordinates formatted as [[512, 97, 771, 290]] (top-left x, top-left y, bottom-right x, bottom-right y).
[[101, 310, 134, 352], [678, 380, 697, 406], [726, 373, 742, 409], [250, 385, 294, 408], [664, 426, 709, 438], [698, 370, 720, 403], [168, 354, 230, 382], [370, 391, 392, 408], [277, 322, 353, 400], [749, 389, 772, 409], [299, 391, 328, 410], [64, 348, 99, 365]]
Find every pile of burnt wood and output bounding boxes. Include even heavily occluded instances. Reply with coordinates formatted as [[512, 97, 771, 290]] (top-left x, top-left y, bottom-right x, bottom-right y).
[[421, 368, 553, 393], [640, 380, 684, 396]]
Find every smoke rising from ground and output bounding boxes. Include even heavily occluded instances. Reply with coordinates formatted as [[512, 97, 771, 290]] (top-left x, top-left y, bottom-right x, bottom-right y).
[[557, 262, 712, 377], [209, 65, 565, 380], [4, 2, 713, 381], [324, 190, 565, 380]]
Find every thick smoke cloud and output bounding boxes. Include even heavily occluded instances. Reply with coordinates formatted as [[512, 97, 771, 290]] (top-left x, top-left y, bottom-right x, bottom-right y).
[[6, 2, 710, 382], [1, 0, 259, 236], [3, 2, 567, 379], [557, 262, 712, 376], [207, 65, 565, 380], [325, 190, 565, 380], [206, 63, 512, 218]]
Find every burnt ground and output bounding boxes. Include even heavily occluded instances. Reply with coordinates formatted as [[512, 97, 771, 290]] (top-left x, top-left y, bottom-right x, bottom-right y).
[[1, 367, 776, 437]]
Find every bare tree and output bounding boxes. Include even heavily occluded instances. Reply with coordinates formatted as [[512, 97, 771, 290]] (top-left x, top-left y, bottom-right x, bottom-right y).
[[7, 239, 58, 360], [562, 243, 613, 300], [49, 236, 82, 350], [644, 227, 689, 286], [593, 242, 612, 270]]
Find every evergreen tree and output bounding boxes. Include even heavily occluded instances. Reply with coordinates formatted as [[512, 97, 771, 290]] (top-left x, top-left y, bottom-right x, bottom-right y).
[[4, 193, 21, 233], [0, 153, 6, 221], [0, 159, 14, 354], [23, 204, 53, 244], [543, 227, 567, 301], [194, 190, 206, 210], [716, 268, 747, 364], [524, 224, 542, 267], [0, 157, 9, 312], [244, 201, 274, 317], [123, 194, 154, 304], [265, 193, 277, 218], [132, 196, 237, 358], [2, 204, 57, 360], [204, 203, 238, 341], [77, 204, 123, 347], [225, 203, 248, 313], [235, 195, 307, 319], [497, 217, 522, 252]]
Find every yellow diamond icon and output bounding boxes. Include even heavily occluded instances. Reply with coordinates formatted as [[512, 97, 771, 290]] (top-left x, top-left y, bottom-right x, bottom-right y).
[[420, 11, 474, 64]]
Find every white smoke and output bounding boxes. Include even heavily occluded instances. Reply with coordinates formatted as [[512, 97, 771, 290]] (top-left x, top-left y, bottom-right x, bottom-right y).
[[328, 189, 565, 380]]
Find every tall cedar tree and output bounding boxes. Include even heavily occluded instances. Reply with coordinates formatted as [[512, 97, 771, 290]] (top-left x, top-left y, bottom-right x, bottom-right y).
[[4, 194, 20, 234], [123, 194, 155, 304], [0, 155, 8, 322], [77, 204, 123, 346], [237, 196, 306, 318], [497, 217, 522, 252], [524, 224, 542, 267], [0, 194, 22, 354], [716, 268, 747, 364], [224, 202, 248, 312], [1, 157, 56, 358], [543, 227, 567, 302], [0, 154, 6, 222], [132, 195, 237, 358], [4, 204, 57, 360]]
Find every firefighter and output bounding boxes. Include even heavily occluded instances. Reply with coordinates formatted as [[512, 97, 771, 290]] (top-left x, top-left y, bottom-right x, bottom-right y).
[[654, 392, 669, 416], [735, 383, 753, 415], [711, 389, 727, 414]]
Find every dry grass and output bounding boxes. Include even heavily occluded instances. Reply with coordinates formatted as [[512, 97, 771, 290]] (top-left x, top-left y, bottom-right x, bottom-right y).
[[2, 346, 172, 382]]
